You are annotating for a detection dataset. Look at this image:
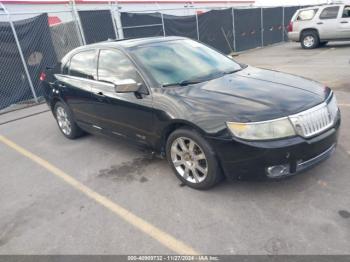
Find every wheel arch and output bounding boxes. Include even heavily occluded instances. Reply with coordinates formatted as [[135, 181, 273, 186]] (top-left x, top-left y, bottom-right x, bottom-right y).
[[50, 97, 76, 122], [299, 28, 319, 42], [50, 96, 65, 112], [158, 120, 208, 155]]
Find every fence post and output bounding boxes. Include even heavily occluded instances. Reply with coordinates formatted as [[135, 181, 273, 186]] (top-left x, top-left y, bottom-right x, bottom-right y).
[[260, 7, 264, 47], [71, 0, 86, 45], [114, 2, 124, 39], [232, 7, 236, 52], [161, 12, 166, 37], [2, 6, 38, 103], [282, 6, 285, 42], [195, 10, 199, 40], [109, 1, 119, 39]]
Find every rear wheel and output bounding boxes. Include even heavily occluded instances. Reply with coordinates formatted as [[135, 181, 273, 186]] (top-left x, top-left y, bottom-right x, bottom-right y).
[[54, 102, 84, 139], [301, 31, 319, 49], [166, 128, 222, 190]]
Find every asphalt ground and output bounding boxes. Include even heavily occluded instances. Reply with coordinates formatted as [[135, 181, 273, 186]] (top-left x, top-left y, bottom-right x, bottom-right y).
[[0, 42, 350, 255]]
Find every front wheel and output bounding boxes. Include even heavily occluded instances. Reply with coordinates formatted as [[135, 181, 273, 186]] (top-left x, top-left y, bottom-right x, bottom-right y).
[[166, 128, 223, 190]]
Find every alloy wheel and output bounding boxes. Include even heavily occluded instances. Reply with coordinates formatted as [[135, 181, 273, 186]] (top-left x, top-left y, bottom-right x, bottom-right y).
[[303, 35, 315, 48], [170, 137, 208, 183], [56, 106, 72, 136]]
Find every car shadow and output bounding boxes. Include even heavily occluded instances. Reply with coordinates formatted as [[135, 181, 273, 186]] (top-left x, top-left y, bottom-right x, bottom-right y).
[[287, 41, 350, 50], [321, 41, 350, 49]]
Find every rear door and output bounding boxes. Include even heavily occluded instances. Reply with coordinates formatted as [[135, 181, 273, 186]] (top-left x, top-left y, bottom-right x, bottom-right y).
[[91, 48, 154, 145], [338, 5, 350, 38], [54, 49, 98, 126], [316, 6, 341, 39]]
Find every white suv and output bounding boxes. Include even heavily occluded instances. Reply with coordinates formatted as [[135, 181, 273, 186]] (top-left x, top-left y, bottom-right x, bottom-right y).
[[288, 4, 350, 49]]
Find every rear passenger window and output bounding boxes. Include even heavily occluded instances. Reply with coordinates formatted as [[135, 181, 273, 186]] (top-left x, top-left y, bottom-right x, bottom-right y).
[[69, 50, 96, 79], [319, 6, 340, 20], [296, 9, 317, 21]]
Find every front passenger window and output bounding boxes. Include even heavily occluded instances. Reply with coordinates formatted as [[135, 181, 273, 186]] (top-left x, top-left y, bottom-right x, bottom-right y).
[[319, 6, 340, 20], [69, 50, 96, 79], [98, 49, 143, 84]]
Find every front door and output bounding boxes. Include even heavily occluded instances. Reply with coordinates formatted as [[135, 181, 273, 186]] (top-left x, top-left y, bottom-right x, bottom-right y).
[[91, 48, 154, 145]]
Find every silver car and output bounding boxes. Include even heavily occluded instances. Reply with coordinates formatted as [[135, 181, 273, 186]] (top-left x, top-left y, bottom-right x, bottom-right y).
[[288, 4, 350, 49]]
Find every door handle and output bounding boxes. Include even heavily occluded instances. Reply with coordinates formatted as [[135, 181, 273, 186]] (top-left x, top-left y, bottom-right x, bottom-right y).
[[317, 22, 323, 25], [340, 21, 349, 24], [95, 91, 104, 97]]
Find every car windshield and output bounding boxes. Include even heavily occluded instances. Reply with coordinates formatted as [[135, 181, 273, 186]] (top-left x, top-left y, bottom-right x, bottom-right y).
[[131, 39, 242, 87]]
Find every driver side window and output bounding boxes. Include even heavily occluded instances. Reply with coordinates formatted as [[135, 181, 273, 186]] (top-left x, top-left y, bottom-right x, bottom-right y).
[[97, 49, 143, 84]]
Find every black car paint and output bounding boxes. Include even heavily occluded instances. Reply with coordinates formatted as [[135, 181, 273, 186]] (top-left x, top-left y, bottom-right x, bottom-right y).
[[43, 36, 339, 180]]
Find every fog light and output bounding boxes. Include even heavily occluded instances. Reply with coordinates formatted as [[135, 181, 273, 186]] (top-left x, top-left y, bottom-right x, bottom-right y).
[[266, 164, 290, 178]]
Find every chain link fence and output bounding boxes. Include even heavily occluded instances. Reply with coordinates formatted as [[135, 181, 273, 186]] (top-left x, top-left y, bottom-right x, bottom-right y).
[[0, 3, 304, 113], [0, 12, 38, 111]]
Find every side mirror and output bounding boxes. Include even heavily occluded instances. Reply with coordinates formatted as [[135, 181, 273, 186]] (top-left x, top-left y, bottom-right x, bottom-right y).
[[114, 79, 140, 93]]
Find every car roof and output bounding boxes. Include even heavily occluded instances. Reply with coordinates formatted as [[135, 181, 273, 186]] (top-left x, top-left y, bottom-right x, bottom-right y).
[[297, 3, 344, 11], [76, 36, 186, 51], [61, 36, 186, 64], [98, 36, 186, 48]]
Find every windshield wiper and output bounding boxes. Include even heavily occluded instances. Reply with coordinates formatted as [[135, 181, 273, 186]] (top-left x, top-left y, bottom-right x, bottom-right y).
[[222, 68, 243, 75], [162, 68, 243, 87], [162, 79, 203, 87]]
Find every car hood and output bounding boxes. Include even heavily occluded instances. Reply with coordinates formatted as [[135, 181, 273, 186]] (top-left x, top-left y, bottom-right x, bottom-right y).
[[153, 66, 330, 134]]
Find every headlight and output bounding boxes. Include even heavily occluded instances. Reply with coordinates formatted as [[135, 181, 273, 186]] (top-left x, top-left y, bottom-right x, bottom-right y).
[[327, 94, 339, 120], [227, 118, 296, 140]]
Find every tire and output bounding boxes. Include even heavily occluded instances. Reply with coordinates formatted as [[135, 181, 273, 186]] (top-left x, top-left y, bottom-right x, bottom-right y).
[[166, 128, 223, 190], [54, 101, 84, 139], [300, 31, 319, 49]]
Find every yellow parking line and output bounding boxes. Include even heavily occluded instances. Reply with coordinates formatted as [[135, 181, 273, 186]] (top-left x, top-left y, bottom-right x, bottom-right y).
[[0, 135, 198, 255]]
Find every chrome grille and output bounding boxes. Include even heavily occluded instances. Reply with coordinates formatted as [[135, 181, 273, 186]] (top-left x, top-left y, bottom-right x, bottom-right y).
[[289, 95, 338, 138]]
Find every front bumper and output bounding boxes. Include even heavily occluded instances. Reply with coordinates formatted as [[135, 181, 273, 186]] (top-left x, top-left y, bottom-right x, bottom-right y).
[[208, 118, 340, 180]]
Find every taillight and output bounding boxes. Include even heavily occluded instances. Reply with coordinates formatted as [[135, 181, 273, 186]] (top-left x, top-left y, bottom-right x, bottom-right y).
[[39, 72, 46, 81], [287, 21, 293, 32]]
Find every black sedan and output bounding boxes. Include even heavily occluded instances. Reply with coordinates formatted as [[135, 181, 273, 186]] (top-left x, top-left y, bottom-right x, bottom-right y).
[[41, 36, 340, 189]]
